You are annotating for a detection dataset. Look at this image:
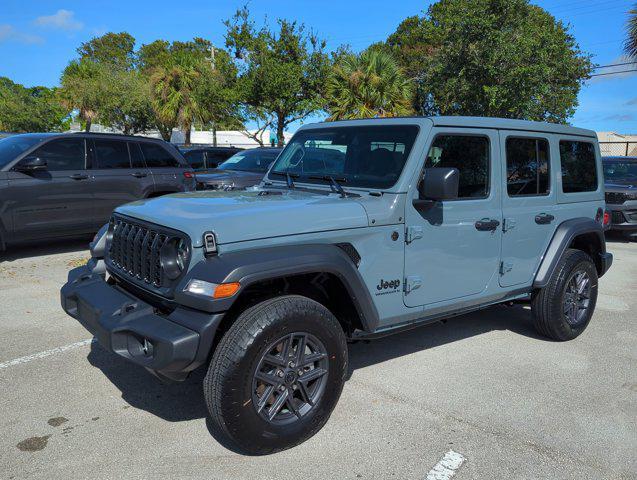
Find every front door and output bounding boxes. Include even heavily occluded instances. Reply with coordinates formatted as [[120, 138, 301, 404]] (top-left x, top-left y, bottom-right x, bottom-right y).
[[499, 132, 558, 287], [7, 137, 94, 241], [403, 128, 502, 307]]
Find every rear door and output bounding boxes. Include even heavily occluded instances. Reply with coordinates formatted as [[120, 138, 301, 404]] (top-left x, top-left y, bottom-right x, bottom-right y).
[[7, 137, 94, 240], [499, 132, 558, 287], [139, 142, 188, 193], [90, 138, 154, 227], [403, 128, 502, 307]]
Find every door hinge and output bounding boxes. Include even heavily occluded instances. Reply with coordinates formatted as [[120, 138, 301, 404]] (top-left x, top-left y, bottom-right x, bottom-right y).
[[404, 275, 422, 294], [405, 225, 424, 244], [503, 218, 516, 232], [500, 262, 513, 275]]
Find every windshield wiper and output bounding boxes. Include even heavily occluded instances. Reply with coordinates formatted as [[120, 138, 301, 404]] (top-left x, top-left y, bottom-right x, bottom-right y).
[[308, 175, 349, 198], [270, 171, 299, 189]]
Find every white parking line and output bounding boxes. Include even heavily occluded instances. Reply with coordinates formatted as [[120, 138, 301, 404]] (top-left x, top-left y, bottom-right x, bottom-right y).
[[0, 338, 95, 370], [426, 450, 466, 480]]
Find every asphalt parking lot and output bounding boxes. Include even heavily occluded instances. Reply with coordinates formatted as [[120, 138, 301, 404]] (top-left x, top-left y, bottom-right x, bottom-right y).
[[0, 237, 635, 480]]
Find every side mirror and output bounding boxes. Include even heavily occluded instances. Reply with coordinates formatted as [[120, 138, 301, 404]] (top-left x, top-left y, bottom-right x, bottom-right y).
[[414, 167, 459, 209], [17, 155, 47, 171]]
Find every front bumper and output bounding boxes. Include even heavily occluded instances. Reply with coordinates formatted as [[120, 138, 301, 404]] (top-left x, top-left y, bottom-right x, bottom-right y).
[[606, 202, 637, 233], [61, 265, 224, 381]]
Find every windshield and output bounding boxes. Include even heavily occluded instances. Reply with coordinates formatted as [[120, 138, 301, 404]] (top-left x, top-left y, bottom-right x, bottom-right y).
[[217, 150, 279, 172], [269, 125, 419, 189], [0, 135, 46, 169], [603, 160, 637, 182]]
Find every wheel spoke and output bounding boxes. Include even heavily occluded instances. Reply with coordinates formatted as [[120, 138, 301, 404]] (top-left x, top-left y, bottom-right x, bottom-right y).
[[263, 354, 286, 367], [297, 380, 314, 406], [285, 389, 301, 418], [255, 370, 281, 387], [295, 335, 307, 365], [256, 385, 275, 413], [298, 367, 327, 384], [300, 352, 326, 368], [281, 335, 292, 360], [267, 388, 289, 421]]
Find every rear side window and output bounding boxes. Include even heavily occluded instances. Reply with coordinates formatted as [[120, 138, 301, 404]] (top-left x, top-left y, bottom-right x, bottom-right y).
[[425, 135, 490, 199], [184, 150, 205, 169], [559, 141, 598, 193], [506, 137, 550, 196], [33, 138, 85, 171], [140, 143, 179, 168], [94, 139, 130, 169], [128, 142, 145, 169]]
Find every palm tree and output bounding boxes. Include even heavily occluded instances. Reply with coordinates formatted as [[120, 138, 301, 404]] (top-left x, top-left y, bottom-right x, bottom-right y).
[[59, 59, 104, 131], [325, 49, 413, 120], [626, 5, 637, 59], [149, 59, 202, 145]]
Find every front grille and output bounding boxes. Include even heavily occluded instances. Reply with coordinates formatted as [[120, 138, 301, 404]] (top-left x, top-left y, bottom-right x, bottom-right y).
[[612, 211, 625, 224], [606, 192, 629, 204], [107, 216, 183, 289]]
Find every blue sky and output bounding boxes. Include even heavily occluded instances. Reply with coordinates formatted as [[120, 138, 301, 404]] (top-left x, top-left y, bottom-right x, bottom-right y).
[[1, 0, 636, 133]]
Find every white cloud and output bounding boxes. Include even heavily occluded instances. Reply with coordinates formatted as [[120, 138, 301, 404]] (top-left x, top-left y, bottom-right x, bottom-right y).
[[0, 24, 44, 44], [34, 10, 83, 31]]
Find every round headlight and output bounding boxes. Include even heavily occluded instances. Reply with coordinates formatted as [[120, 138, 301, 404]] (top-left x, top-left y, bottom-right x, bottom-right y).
[[161, 237, 190, 280]]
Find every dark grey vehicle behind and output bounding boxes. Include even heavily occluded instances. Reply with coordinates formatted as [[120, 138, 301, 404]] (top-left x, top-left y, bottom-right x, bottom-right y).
[[0, 133, 194, 250], [603, 156, 637, 238]]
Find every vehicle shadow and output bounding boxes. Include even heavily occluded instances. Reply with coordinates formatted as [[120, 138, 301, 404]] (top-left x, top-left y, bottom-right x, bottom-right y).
[[85, 304, 541, 429], [605, 231, 634, 244], [0, 237, 91, 262]]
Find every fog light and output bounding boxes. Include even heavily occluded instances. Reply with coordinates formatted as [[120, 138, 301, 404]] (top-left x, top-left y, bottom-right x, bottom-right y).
[[184, 279, 241, 299]]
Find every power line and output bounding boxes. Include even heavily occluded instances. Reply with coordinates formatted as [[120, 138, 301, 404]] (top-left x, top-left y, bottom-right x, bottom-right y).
[[589, 68, 637, 77], [594, 61, 637, 69]]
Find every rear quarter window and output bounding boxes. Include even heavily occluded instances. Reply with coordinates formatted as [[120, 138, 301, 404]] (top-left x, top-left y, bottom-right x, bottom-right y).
[[559, 141, 598, 193], [140, 142, 180, 168]]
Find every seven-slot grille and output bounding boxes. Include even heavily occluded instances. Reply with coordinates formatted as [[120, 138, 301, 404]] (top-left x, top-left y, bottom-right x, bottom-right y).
[[605, 192, 631, 204], [108, 217, 173, 288]]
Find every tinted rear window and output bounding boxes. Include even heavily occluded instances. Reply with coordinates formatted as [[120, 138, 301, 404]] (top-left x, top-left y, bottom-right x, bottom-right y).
[[559, 141, 598, 193], [506, 137, 550, 196], [184, 150, 205, 169], [140, 143, 179, 168], [94, 139, 131, 169]]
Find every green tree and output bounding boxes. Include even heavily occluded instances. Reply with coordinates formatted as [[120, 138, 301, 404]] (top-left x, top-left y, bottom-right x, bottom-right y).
[[77, 32, 136, 70], [325, 49, 413, 120], [100, 69, 154, 135], [626, 4, 637, 59], [224, 7, 329, 146], [58, 59, 105, 131], [0, 77, 69, 132], [387, 0, 592, 122]]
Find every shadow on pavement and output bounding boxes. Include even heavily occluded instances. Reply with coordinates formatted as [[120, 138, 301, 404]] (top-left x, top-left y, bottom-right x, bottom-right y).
[[85, 304, 542, 430], [0, 237, 91, 262]]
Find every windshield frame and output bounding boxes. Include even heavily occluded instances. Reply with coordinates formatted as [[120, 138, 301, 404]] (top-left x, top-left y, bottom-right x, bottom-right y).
[[0, 134, 51, 171], [265, 123, 421, 192]]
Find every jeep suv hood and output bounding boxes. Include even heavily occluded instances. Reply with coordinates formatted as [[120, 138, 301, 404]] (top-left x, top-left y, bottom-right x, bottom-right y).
[[115, 189, 369, 247]]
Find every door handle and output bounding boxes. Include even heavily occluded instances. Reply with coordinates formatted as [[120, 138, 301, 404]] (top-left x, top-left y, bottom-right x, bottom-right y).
[[535, 213, 555, 225], [131, 172, 147, 178], [69, 173, 88, 180], [475, 218, 500, 231]]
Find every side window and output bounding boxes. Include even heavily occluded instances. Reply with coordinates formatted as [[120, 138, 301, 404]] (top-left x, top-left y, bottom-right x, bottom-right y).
[[425, 135, 490, 199], [33, 138, 85, 171], [128, 142, 145, 169], [184, 150, 205, 169], [559, 141, 598, 193], [140, 143, 179, 168], [506, 137, 550, 196], [94, 139, 131, 169]]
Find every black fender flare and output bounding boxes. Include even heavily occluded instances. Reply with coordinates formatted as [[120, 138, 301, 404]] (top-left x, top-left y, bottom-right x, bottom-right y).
[[174, 244, 380, 332], [533, 217, 611, 288]]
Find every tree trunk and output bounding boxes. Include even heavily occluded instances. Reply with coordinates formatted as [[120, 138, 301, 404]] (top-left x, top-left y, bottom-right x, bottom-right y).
[[212, 124, 217, 147], [185, 127, 191, 146], [276, 113, 285, 148], [85, 119, 91, 132]]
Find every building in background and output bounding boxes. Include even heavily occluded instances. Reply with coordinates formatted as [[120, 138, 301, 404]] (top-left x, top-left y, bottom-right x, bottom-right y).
[[597, 132, 637, 157]]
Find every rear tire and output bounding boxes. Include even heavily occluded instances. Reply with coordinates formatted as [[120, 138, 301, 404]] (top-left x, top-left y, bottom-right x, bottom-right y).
[[204, 295, 348, 455], [531, 248, 598, 341]]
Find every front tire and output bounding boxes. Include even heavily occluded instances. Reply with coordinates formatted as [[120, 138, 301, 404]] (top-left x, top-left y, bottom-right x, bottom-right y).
[[531, 248, 598, 341], [204, 295, 348, 455]]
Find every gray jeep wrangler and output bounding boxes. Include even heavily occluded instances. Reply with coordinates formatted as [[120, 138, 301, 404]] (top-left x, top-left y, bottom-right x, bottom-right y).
[[61, 117, 612, 454]]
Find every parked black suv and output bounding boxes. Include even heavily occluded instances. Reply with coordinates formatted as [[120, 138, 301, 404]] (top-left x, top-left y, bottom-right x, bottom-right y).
[[0, 132, 194, 251], [603, 156, 637, 239], [177, 145, 243, 171]]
